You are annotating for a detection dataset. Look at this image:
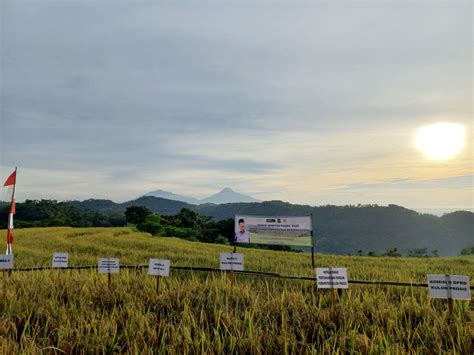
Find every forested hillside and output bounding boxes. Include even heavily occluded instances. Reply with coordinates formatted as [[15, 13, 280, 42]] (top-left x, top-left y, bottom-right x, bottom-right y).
[[1, 198, 472, 256]]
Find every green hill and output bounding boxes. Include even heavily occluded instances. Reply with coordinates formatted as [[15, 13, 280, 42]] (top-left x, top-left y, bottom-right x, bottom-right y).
[[3, 198, 473, 256], [70, 198, 474, 256]]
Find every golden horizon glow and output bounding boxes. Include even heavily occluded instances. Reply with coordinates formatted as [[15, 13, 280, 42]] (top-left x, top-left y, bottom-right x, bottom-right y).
[[415, 123, 465, 161]]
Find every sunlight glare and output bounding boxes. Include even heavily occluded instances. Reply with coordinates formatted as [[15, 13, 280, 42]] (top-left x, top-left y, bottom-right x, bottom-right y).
[[415, 122, 465, 161]]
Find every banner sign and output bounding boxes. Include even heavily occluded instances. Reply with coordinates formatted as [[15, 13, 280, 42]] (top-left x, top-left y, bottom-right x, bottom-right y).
[[427, 274, 471, 300], [234, 215, 312, 246], [220, 253, 244, 271], [316, 268, 349, 289], [148, 259, 170, 277], [0, 254, 14, 269], [98, 258, 120, 274], [52, 253, 69, 268]]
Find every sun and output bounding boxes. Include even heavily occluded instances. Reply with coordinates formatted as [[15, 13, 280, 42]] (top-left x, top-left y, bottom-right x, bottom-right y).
[[415, 122, 465, 161]]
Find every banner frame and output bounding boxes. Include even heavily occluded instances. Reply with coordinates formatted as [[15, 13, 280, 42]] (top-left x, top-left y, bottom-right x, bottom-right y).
[[233, 214, 314, 263]]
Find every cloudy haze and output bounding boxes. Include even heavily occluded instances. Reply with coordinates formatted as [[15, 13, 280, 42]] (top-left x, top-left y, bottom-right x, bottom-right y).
[[0, 0, 472, 211]]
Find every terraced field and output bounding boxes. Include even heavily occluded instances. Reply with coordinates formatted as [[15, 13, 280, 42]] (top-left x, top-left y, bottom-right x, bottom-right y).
[[1, 227, 473, 353]]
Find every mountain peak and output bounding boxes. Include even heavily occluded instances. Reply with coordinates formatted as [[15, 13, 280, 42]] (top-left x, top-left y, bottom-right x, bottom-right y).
[[200, 188, 259, 204], [144, 187, 259, 205], [144, 189, 200, 205]]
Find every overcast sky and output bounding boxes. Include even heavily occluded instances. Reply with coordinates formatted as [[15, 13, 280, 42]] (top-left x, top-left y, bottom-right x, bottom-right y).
[[0, 0, 472, 210]]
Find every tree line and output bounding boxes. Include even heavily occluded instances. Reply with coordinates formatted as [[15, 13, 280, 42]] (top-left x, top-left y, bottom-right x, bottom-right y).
[[125, 206, 294, 251], [1, 199, 472, 256], [0, 199, 126, 228]]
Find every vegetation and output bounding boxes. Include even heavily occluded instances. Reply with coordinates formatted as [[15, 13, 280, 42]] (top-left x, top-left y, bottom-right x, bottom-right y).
[[0, 200, 125, 228], [2, 198, 473, 255], [460, 246, 474, 256], [68, 197, 474, 256], [131, 207, 234, 244], [1, 227, 473, 353], [124, 205, 152, 225]]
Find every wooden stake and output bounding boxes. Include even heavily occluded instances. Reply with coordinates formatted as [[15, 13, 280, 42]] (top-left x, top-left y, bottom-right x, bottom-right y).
[[229, 245, 237, 286], [331, 288, 337, 315], [108, 272, 111, 288], [447, 298, 453, 317], [156, 275, 160, 292]]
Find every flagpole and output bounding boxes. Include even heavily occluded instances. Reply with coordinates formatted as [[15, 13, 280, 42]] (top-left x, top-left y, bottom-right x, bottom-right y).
[[6, 167, 17, 255], [11, 167, 17, 205]]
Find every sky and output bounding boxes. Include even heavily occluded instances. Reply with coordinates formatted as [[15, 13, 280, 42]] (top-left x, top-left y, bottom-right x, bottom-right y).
[[0, 0, 472, 211]]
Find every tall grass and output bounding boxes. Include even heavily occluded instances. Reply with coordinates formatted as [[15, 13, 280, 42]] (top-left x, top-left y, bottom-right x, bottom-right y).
[[1, 227, 473, 353]]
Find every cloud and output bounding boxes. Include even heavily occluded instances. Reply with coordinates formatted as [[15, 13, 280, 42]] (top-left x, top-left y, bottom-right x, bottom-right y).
[[0, 1, 472, 207], [341, 175, 474, 191]]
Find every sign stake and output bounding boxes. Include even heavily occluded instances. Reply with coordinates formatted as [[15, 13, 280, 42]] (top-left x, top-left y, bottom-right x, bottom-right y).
[[331, 288, 337, 315], [156, 275, 160, 292], [229, 245, 237, 285], [447, 298, 453, 317]]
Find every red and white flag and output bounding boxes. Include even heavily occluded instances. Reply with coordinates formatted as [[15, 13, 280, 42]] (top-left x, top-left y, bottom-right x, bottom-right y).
[[3, 169, 17, 255]]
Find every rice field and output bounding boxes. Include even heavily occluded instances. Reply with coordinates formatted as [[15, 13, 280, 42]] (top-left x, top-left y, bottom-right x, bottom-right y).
[[1, 227, 473, 353]]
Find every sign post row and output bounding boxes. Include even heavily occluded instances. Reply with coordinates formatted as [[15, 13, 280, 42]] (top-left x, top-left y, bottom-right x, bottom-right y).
[[98, 258, 120, 287], [0, 254, 14, 277], [220, 252, 244, 287], [316, 267, 349, 314], [52, 253, 69, 268], [148, 259, 170, 292], [427, 274, 471, 317]]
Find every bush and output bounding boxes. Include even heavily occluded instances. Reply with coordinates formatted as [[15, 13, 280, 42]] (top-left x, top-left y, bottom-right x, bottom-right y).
[[138, 215, 163, 235], [215, 235, 230, 245], [160, 226, 199, 241], [460, 246, 474, 255]]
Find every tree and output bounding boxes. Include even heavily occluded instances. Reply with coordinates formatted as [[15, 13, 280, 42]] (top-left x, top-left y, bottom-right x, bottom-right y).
[[138, 214, 162, 235], [215, 235, 230, 245], [176, 208, 200, 229], [125, 206, 152, 225], [407, 248, 428, 257], [460, 246, 474, 255], [382, 247, 401, 257]]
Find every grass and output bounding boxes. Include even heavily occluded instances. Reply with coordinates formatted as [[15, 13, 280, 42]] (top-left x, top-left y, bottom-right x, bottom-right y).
[[1, 227, 473, 353]]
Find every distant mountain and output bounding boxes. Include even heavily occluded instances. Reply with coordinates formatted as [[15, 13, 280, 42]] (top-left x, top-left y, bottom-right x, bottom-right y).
[[145, 189, 200, 205], [413, 207, 474, 216], [124, 196, 193, 215], [200, 187, 260, 204], [66, 197, 474, 256], [143, 187, 259, 205]]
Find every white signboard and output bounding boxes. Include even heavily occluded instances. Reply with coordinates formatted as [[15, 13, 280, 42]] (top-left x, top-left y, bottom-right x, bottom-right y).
[[0, 254, 14, 269], [98, 258, 120, 274], [220, 253, 244, 271], [148, 259, 170, 277], [52, 253, 69, 268], [234, 215, 312, 246], [316, 267, 349, 289], [427, 274, 471, 300]]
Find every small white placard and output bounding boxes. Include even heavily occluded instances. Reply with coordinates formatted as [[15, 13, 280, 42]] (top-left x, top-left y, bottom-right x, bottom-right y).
[[219, 253, 244, 271], [427, 274, 471, 300], [316, 267, 349, 289], [0, 254, 14, 269], [98, 258, 120, 274], [52, 252, 69, 268], [148, 259, 170, 277]]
